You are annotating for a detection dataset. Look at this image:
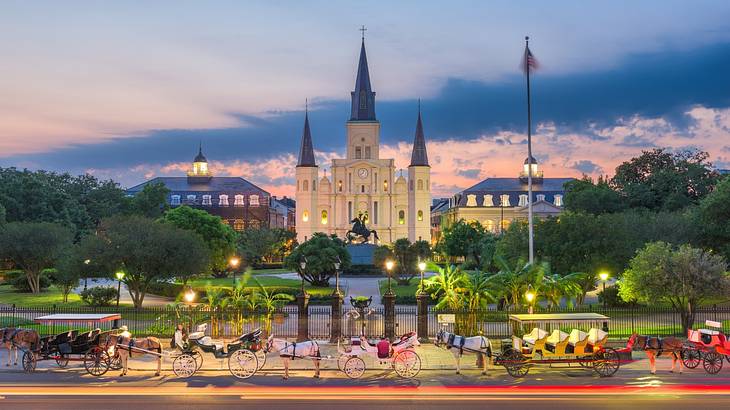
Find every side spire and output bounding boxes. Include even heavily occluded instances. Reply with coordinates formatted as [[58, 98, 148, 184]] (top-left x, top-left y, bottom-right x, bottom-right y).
[[350, 30, 376, 121], [409, 100, 429, 167], [297, 102, 316, 167]]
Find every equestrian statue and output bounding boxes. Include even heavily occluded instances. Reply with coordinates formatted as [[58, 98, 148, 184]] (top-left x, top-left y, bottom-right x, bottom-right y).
[[346, 213, 379, 244]]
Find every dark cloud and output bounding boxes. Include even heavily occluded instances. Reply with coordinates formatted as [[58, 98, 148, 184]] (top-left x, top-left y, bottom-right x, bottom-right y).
[[456, 168, 481, 179], [571, 160, 603, 174], [616, 134, 656, 148], [7, 42, 730, 177]]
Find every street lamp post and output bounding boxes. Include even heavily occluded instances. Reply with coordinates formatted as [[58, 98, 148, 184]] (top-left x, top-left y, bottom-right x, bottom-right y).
[[333, 256, 342, 296], [525, 285, 536, 315], [599, 271, 609, 309], [385, 260, 395, 295], [115, 271, 125, 307], [83, 259, 91, 291], [229, 256, 240, 281], [417, 260, 427, 295], [299, 259, 307, 295]]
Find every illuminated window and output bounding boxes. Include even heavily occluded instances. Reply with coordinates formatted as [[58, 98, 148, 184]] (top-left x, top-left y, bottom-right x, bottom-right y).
[[233, 219, 245, 231], [302, 211, 309, 222], [417, 210, 423, 221], [484, 219, 495, 232], [234, 195, 245, 206], [466, 194, 477, 207], [383, 180, 388, 192], [202, 195, 212, 206], [218, 195, 229, 206], [249, 220, 260, 229], [303, 180, 309, 191], [500, 219, 511, 231], [500, 194, 511, 207], [398, 210, 405, 225], [186, 194, 196, 203], [417, 179, 423, 190], [250, 195, 260, 206], [321, 210, 328, 225], [483, 194, 494, 207], [170, 195, 181, 206], [338, 180, 343, 192], [554, 194, 563, 207], [518, 194, 528, 207]]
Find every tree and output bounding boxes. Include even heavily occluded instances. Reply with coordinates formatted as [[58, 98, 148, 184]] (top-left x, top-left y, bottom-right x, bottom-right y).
[[564, 176, 625, 214], [697, 177, 730, 260], [284, 233, 351, 287], [161, 206, 237, 276], [53, 248, 84, 303], [440, 219, 495, 268], [0, 222, 73, 293], [619, 242, 729, 331], [611, 148, 719, 211], [424, 265, 466, 310], [494, 221, 528, 268], [126, 182, 169, 218], [373, 238, 431, 285], [0, 203, 6, 226], [91, 216, 209, 308], [238, 228, 297, 267]]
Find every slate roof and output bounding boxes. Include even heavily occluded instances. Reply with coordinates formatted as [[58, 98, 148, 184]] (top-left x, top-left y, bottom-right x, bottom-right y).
[[297, 112, 316, 167], [409, 108, 429, 167], [350, 39, 376, 121], [454, 177, 574, 207], [126, 177, 268, 195]]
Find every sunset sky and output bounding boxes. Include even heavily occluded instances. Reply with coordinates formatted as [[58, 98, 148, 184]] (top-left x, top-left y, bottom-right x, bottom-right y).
[[2, 1, 729, 197]]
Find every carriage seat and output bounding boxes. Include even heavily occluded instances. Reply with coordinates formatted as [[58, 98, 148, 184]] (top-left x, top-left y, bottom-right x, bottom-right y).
[[196, 336, 224, 351], [567, 329, 587, 346], [188, 331, 205, 340], [699, 329, 720, 336], [587, 328, 608, 345], [236, 328, 262, 343], [545, 330, 569, 346], [522, 328, 548, 345]]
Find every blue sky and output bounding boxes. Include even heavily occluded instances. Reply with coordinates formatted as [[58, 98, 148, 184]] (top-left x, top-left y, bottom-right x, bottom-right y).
[[1, 1, 729, 195]]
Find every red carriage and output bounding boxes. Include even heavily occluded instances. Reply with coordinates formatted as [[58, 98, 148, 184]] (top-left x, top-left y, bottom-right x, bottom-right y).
[[682, 320, 730, 374]]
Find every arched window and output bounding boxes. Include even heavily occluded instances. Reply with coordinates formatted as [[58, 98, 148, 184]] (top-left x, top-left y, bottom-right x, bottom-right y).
[[466, 194, 477, 207], [312, 180, 316, 191], [554, 194, 564, 207], [321, 210, 328, 225], [383, 180, 388, 192], [417, 210, 423, 221], [297, 180, 300, 191], [417, 179, 424, 190], [518, 194, 528, 207], [398, 210, 405, 225], [302, 211, 309, 222], [303, 180, 309, 191], [249, 195, 260, 206], [202, 195, 212, 206], [234, 195, 245, 206], [338, 180, 343, 192], [233, 219, 245, 231]]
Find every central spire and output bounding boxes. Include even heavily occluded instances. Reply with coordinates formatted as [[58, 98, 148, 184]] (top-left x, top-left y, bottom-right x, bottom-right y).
[[409, 100, 429, 167], [350, 34, 376, 121], [297, 102, 316, 167]]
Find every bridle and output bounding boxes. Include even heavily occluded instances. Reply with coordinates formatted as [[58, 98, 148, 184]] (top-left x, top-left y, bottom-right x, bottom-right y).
[[435, 329, 446, 348]]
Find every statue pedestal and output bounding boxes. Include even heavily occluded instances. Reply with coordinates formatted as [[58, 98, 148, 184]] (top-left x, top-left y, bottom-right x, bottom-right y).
[[346, 243, 377, 265]]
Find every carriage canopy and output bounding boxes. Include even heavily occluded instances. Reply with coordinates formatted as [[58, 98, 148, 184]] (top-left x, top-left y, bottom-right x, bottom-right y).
[[508, 313, 610, 336]]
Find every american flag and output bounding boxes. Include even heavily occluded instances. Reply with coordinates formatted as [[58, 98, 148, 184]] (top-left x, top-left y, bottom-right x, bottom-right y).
[[522, 45, 540, 73]]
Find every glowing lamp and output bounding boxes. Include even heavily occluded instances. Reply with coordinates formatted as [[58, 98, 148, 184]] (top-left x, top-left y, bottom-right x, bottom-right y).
[[418, 261, 427, 272], [184, 288, 196, 303], [385, 260, 395, 271], [115, 271, 125, 281], [599, 272, 609, 282], [229, 257, 240, 268]]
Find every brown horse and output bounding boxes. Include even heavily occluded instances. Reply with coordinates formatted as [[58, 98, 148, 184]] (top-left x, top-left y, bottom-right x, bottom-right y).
[[113, 335, 163, 376], [627, 333, 685, 374], [1, 328, 39, 367]]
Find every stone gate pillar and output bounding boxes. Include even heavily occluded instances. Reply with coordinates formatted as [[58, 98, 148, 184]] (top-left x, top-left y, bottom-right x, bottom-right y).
[[383, 292, 396, 341], [416, 292, 429, 342], [330, 291, 343, 343], [297, 292, 310, 342]]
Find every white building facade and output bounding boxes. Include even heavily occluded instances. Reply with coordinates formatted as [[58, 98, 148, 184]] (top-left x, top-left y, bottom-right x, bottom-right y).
[[295, 39, 431, 244]]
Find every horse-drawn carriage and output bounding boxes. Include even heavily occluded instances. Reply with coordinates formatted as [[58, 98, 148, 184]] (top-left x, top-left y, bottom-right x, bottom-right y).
[[681, 320, 730, 374], [172, 324, 266, 379], [336, 332, 421, 379], [22, 314, 122, 376], [495, 313, 622, 378]]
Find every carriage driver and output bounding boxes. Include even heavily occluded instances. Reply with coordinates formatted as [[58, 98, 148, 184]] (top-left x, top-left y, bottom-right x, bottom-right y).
[[377, 335, 392, 359], [118, 325, 131, 338], [173, 324, 188, 350]]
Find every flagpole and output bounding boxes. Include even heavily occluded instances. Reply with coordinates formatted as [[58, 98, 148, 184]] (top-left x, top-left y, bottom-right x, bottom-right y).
[[525, 36, 534, 266]]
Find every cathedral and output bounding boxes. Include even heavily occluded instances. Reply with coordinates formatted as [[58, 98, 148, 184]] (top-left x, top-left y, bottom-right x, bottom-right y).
[[295, 38, 431, 245]]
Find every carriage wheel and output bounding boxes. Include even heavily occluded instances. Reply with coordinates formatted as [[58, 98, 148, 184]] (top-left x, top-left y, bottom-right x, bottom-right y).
[[109, 352, 123, 371], [703, 352, 724, 374], [255, 349, 266, 370], [228, 349, 258, 379], [725, 355, 730, 365], [577, 355, 593, 369], [173, 354, 198, 378], [337, 354, 351, 372], [343, 356, 366, 379], [22, 351, 37, 373], [502, 349, 529, 378], [593, 348, 620, 377], [55, 353, 69, 368], [84, 347, 111, 376], [681, 348, 702, 369], [393, 350, 421, 379]]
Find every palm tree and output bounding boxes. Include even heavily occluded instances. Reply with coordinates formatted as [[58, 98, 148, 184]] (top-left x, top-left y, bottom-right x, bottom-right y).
[[250, 277, 294, 336], [202, 286, 229, 337], [460, 270, 500, 335], [424, 265, 467, 310], [539, 264, 583, 308], [491, 256, 540, 309]]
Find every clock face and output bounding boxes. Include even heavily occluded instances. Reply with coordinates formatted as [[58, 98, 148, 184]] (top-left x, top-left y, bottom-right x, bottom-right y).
[[358, 168, 369, 179]]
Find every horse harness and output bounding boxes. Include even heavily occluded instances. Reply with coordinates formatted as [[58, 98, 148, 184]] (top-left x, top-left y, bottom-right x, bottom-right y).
[[643, 336, 664, 356], [446, 333, 489, 356], [278, 340, 320, 360], [2, 328, 20, 344]]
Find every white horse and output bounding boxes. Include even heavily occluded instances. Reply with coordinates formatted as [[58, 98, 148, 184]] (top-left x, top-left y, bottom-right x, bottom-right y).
[[264, 335, 321, 380], [435, 329, 493, 375]]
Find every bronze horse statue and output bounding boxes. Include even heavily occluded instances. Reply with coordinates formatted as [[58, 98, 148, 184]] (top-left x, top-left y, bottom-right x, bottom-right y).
[[346, 215, 379, 244], [627, 333, 685, 374]]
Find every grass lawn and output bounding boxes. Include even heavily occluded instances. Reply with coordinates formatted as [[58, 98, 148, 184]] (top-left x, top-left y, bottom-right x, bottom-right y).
[[250, 268, 291, 275], [0, 284, 135, 308], [378, 278, 421, 298], [185, 277, 337, 298]]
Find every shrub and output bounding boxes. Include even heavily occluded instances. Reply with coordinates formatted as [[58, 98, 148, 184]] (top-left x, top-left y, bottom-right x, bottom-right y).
[[342, 264, 382, 275], [146, 281, 184, 298], [598, 286, 632, 307], [7, 270, 51, 292], [80, 286, 118, 307]]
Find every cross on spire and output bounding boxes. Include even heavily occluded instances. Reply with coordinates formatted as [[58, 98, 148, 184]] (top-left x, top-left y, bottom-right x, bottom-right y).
[[359, 25, 367, 40]]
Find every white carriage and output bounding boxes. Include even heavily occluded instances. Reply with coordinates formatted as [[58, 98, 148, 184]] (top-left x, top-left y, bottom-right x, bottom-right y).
[[336, 331, 422, 379]]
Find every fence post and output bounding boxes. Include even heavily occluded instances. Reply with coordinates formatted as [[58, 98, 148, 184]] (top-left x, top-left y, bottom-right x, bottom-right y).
[[416, 292, 429, 342], [330, 292, 343, 343], [296, 292, 310, 342], [383, 292, 396, 341]]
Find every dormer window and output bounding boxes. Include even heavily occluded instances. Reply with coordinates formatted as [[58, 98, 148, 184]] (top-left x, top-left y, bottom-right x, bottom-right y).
[[250, 195, 260, 207], [518, 194, 528, 207], [171, 195, 181, 206], [234, 194, 245, 206], [219, 194, 229, 206], [202, 195, 212, 206], [186, 194, 196, 203], [554, 194, 563, 207], [500, 194, 511, 207], [537, 194, 546, 202], [483, 194, 494, 207], [466, 194, 477, 207]]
